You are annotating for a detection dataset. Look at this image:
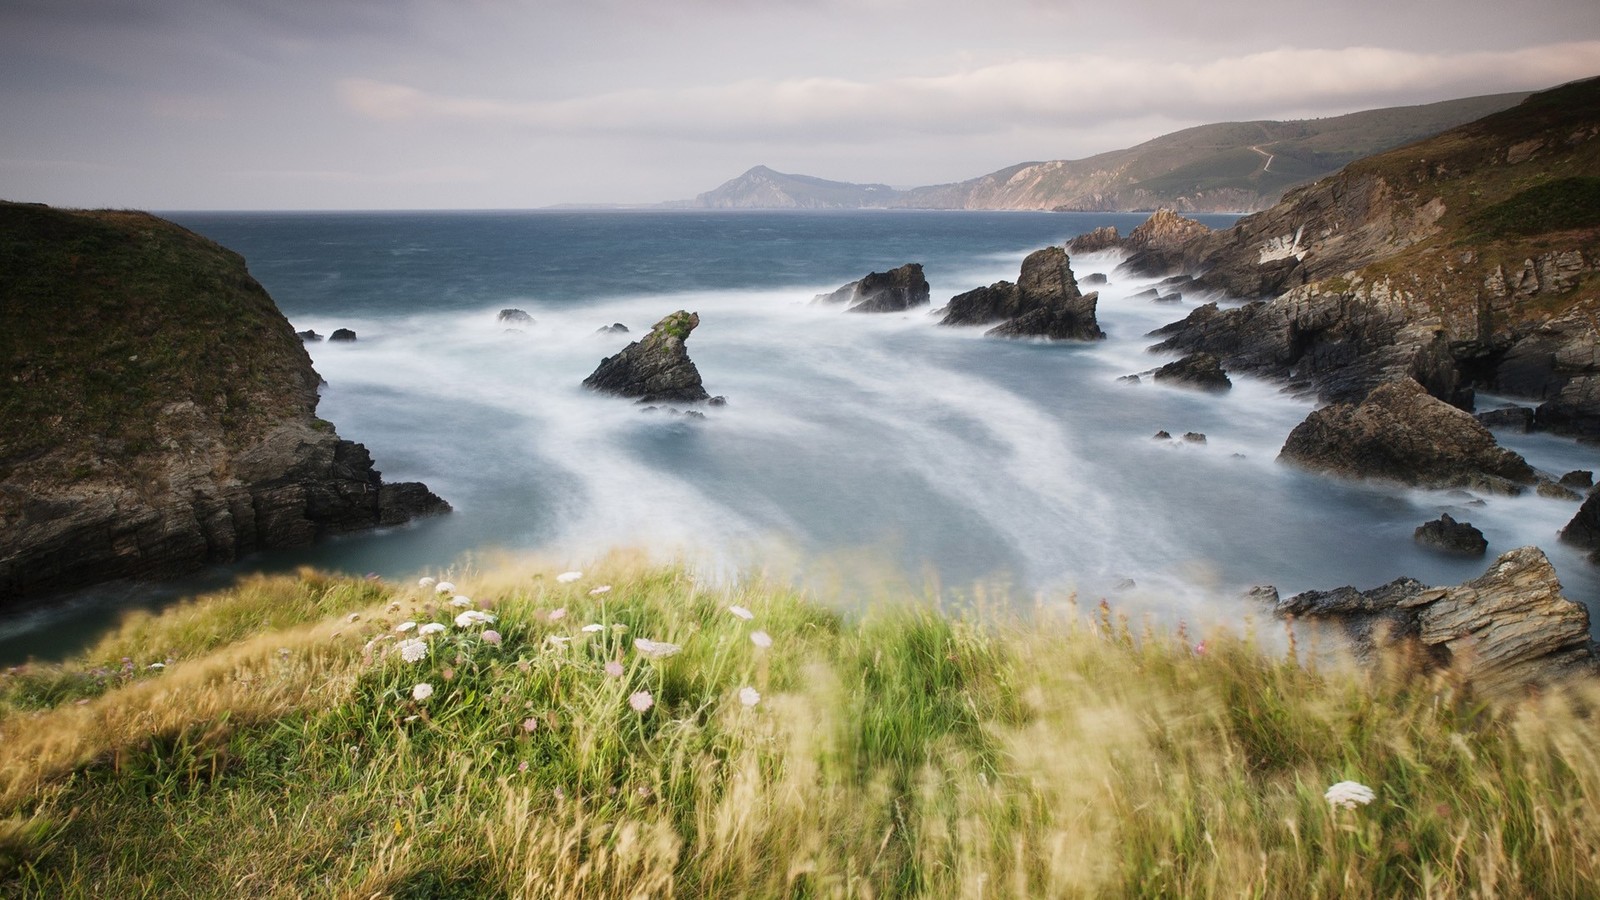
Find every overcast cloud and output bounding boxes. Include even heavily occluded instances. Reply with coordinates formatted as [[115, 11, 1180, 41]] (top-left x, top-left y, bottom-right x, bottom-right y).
[[2, 0, 1598, 209]]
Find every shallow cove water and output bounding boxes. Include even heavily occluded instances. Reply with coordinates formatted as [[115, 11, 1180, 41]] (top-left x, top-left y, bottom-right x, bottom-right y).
[[4, 209, 1597, 663]]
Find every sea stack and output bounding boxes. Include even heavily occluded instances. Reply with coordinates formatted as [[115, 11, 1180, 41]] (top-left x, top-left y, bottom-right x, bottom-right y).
[[582, 310, 712, 403], [939, 246, 1104, 341]]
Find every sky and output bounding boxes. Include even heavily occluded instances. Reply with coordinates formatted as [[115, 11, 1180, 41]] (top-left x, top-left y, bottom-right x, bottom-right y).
[[2, 0, 1599, 210]]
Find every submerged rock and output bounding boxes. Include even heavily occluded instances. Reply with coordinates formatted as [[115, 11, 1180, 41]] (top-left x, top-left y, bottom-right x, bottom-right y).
[[1414, 513, 1488, 556], [1081, 272, 1108, 285], [1476, 406, 1535, 432], [583, 310, 712, 404], [498, 308, 535, 325], [1152, 353, 1232, 392], [297, 329, 322, 342], [940, 246, 1104, 341], [814, 263, 930, 313], [329, 328, 357, 342], [1271, 547, 1598, 691], [596, 323, 629, 335], [1279, 378, 1537, 490]]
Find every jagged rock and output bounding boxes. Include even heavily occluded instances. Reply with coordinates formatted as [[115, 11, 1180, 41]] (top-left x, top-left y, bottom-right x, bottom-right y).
[[1118, 374, 1141, 384], [1414, 513, 1488, 556], [1081, 273, 1108, 285], [596, 323, 629, 334], [1153, 430, 1172, 440], [329, 328, 357, 342], [1561, 492, 1600, 559], [1182, 432, 1207, 444], [813, 263, 930, 313], [1561, 470, 1594, 490], [1154, 292, 1183, 304], [0, 201, 449, 604], [941, 247, 1104, 340], [498, 308, 535, 325], [297, 329, 322, 342], [1152, 353, 1232, 392], [583, 310, 712, 403], [1476, 406, 1535, 432], [1066, 226, 1120, 254], [1538, 481, 1583, 500], [1279, 378, 1537, 490], [1271, 547, 1598, 691], [1117, 209, 1214, 276]]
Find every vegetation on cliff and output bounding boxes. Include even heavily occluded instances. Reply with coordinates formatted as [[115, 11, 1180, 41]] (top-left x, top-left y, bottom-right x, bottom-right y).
[[3, 557, 1600, 897]]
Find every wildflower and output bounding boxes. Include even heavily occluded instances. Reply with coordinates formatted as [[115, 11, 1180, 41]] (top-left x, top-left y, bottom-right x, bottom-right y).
[[412, 682, 434, 702], [546, 635, 572, 648], [418, 623, 447, 636], [589, 585, 612, 596], [548, 607, 567, 622], [522, 717, 538, 733], [399, 638, 428, 663], [1194, 641, 1207, 656], [418, 577, 437, 589], [395, 621, 417, 633], [581, 623, 605, 633], [387, 601, 403, 612], [518, 760, 530, 773], [604, 661, 625, 678], [347, 613, 361, 623], [449, 595, 473, 608], [728, 605, 754, 620], [633, 638, 682, 659], [553, 787, 565, 801], [1324, 781, 1376, 810], [750, 630, 772, 649], [629, 690, 654, 712], [435, 581, 455, 594], [455, 610, 497, 628], [738, 686, 760, 707], [556, 571, 583, 583], [482, 630, 502, 646], [147, 662, 167, 670]]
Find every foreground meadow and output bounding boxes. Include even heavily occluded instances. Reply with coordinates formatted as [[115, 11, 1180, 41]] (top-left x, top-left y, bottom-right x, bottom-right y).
[[1, 556, 1597, 898]]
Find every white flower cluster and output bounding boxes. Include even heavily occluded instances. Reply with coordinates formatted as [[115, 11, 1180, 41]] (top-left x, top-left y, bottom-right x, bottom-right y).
[[633, 638, 682, 659], [398, 638, 428, 664], [455, 610, 497, 628], [1324, 781, 1376, 810]]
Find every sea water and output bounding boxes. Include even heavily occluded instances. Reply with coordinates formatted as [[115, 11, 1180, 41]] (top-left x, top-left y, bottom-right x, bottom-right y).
[[4, 209, 1596, 662]]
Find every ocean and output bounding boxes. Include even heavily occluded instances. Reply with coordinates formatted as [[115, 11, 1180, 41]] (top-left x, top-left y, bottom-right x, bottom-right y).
[[4, 209, 1596, 662]]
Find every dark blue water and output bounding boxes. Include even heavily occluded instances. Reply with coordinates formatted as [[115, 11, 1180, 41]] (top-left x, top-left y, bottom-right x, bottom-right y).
[[4, 209, 1595, 663]]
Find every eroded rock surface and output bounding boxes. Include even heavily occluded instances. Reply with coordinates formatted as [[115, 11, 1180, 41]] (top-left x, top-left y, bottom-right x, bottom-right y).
[[583, 310, 712, 403]]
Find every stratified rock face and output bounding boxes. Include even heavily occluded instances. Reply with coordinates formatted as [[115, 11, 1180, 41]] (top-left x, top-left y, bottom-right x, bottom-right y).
[[0, 202, 449, 604], [1151, 353, 1232, 392], [1117, 209, 1214, 276], [582, 310, 711, 403], [1279, 378, 1537, 490], [1274, 547, 1597, 692], [1414, 513, 1488, 556], [1067, 226, 1121, 254], [940, 246, 1105, 340], [814, 263, 930, 313]]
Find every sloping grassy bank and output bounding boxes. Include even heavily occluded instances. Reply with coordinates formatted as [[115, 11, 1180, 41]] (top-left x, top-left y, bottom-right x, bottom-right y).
[[2, 556, 1598, 898]]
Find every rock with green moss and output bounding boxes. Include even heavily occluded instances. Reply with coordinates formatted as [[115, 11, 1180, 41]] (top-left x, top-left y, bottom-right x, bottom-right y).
[[582, 310, 712, 403], [0, 201, 449, 605]]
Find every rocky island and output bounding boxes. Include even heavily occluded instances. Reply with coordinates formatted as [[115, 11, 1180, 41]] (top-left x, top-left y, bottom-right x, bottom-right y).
[[938, 246, 1104, 340], [0, 201, 449, 605], [582, 310, 714, 404]]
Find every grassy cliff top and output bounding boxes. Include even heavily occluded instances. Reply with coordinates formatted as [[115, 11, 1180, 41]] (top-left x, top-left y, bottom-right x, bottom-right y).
[[1, 556, 1598, 897], [0, 201, 320, 471]]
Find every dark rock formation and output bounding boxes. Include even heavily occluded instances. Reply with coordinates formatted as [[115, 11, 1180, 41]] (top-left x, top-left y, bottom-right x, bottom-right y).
[[814, 263, 930, 313], [329, 328, 357, 342], [1476, 406, 1534, 432], [596, 323, 629, 334], [1538, 482, 1583, 501], [1081, 273, 1108, 285], [1153, 430, 1172, 440], [1066, 226, 1121, 254], [939, 247, 1104, 340], [498, 308, 535, 325], [583, 310, 712, 403], [1271, 547, 1597, 691], [1560, 492, 1600, 560], [1561, 470, 1594, 490], [1182, 432, 1206, 444], [1154, 292, 1183, 304], [1152, 353, 1232, 392], [1132, 288, 1160, 301], [1414, 513, 1488, 556], [297, 329, 322, 342], [0, 202, 449, 605], [1279, 378, 1537, 490]]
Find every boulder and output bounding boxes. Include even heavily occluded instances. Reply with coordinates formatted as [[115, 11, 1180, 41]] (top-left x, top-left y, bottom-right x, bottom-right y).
[[583, 310, 712, 403], [1271, 547, 1597, 691], [1560, 470, 1594, 490], [297, 329, 322, 342], [1413, 513, 1488, 556], [940, 247, 1104, 341], [498, 308, 535, 325], [1476, 405, 1535, 432], [1560, 492, 1600, 560], [329, 328, 357, 342], [1066, 226, 1120, 254], [1279, 378, 1537, 490], [814, 263, 929, 313], [597, 323, 629, 334], [1081, 273, 1108, 286], [1182, 432, 1206, 444], [1152, 353, 1232, 392]]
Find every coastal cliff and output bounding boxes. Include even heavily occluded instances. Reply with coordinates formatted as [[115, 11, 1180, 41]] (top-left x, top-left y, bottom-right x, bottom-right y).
[[0, 201, 448, 604]]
